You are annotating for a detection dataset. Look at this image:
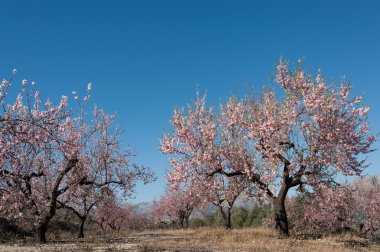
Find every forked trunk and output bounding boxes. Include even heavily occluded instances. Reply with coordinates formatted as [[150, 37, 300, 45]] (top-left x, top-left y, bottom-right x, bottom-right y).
[[35, 158, 78, 243]]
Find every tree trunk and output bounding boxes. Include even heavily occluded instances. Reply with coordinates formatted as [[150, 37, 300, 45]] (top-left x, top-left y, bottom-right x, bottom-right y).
[[78, 217, 86, 238], [36, 220, 49, 243], [35, 210, 58, 243], [34, 198, 57, 242], [273, 197, 289, 237], [36, 212, 55, 243], [179, 219, 184, 228], [35, 158, 78, 243], [185, 216, 189, 229], [226, 208, 232, 230], [219, 206, 232, 230], [178, 210, 185, 228], [272, 183, 290, 237]]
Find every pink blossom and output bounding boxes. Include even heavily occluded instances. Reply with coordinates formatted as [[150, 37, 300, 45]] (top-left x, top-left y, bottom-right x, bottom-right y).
[[22, 79, 27, 88], [161, 58, 376, 236]]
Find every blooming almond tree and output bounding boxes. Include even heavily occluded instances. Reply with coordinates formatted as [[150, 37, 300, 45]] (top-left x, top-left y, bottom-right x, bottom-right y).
[[161, 59, 376, 237], [206, 175, 250, 230], [287, 177, 380, 238], [0, 74, 91, 242], [93, 191, 151, 232], [351, 176, 380, 238], [93, 191, 135, 232], [299, 185, 354, 235], [151, 191, 180, 228], [0, 71, 153, 242], [152, 187, 200, 229], [237, 60, 375, 236]]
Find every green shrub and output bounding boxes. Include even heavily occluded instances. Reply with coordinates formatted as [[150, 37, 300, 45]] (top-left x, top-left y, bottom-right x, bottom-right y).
[[247, 205, 272, 228], [232, 207, 249, 228], [189, 217, 207, 228]]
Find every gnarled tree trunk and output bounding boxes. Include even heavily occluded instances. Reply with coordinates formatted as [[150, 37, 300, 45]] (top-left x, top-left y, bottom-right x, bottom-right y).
[[273, 197, 289, 237], [35, 158, 79, 243], [272, 183, 290, 237], [36, 222, 48, 243], [35, 214, 54, 243]]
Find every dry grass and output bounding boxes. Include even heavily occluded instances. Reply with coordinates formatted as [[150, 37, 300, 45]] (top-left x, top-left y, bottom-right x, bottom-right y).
[[0, 227, 379, 251], [138, 227, 380, 252]]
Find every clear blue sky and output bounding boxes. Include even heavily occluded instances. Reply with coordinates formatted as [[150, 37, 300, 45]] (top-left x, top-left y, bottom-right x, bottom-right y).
[[1, 0, 379, 203]]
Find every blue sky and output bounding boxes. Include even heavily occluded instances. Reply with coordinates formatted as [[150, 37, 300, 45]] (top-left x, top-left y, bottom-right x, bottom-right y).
[[0, 0, 379, 203]]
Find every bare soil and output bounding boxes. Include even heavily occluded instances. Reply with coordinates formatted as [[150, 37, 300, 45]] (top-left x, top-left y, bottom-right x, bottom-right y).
[[0, 228, 379, 252]]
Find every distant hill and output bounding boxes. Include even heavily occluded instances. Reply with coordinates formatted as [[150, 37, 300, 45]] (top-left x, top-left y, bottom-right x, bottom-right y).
[[366, 175, 380, 185], [134, 201, 153, 214], [353, 175, 380, 186], [133, 196, 257, 216]]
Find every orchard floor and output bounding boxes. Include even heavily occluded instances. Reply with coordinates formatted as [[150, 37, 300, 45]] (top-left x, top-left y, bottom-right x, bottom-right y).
[[0, 227, 379, 252]]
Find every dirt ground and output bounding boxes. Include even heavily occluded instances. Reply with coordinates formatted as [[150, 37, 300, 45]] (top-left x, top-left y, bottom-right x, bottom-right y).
[[0, 228, 379, 252]]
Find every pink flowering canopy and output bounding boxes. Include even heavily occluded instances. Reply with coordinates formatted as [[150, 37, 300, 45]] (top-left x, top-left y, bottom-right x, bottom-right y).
[[162, 60, 375, 194], [151, 186, 200, 228], [0, 73, 90, 224], [286, 177, 380, 237], [93, 191, 146, 231], [161, 59, 376, 236], [0, 70, 154, 242]]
